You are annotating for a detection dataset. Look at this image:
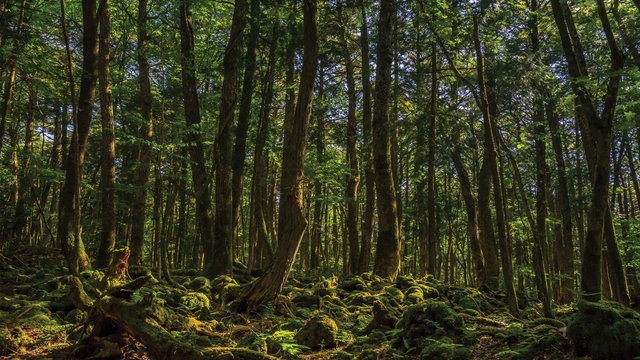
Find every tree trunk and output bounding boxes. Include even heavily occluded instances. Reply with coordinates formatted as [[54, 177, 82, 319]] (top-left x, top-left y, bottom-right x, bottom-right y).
[[211, 0, 247, 277], [550, 0, 624, 302], [232, 0, 260, 254], [359, 0, 375, 273], [248, 24, 277, 273], [338, 2, 360, 275], [473, 15, 518, 314], [57, 0, 98, 275], [97, 0, 116, 268], [546, 102, 574, 304], [179, 1, 214, 271], [426, 42, 438, 276], [372, 0, 401, 280], [239, 0, 318, 311], [130, 0, 154, 266]]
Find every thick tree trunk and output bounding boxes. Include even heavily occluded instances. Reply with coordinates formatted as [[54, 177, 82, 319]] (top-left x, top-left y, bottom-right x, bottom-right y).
[[211, 0, 247, 277], [97, 0, 116, 269], [372, 0, 401, 280], [179, 1, 213, 270], [129, 0, 154, 266], [239, 0, 318, 311], [57, 0, 98, 275]]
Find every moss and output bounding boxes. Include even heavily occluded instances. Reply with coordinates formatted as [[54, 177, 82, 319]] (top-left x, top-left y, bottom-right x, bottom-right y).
[[495, 350, 521, 359], [344, 292, 377, 307], [383, 286, 404, 306], [364, 300, 397, 333], [293, 293, 322, 308], [524, 317, 565, 329], [180, 292, 211, 313], [0, 326, 34, 355], [395, 301, 466, 350], [339, 277, 367, 292], [567, 300, 640, 360], [453, 291, 491, 313], [419, 338, 470, 360], [395, 275, 417, 290], [64, 309, 87, 324], [188, 277, 212, 293], [404, 286, 424, 304], [295, 315, 338, 350]]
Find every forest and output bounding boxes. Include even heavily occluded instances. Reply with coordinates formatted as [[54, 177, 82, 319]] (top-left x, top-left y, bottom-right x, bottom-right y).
[[0, 0, 639, 358]]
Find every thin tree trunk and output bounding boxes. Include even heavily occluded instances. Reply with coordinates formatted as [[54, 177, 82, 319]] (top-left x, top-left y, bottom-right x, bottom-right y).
[[130, 0, 154, 266], [426, 42, 438, 276], [97, 0, 116, 268], [211, 0, 247, 277], [372, 0, 401, 280], [359, 0, 374, 273], [57, 0, 98, 275], [179, 1, 213, 271], [232, 0, 260, 253]]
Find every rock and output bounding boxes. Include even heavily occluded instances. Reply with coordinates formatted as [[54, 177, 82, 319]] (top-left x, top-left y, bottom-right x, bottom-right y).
[[567, 300, 640, 360], [339, 277, 367, 292], [295, 315, 338, 350], [364, 300, 397, 333], [180, 292, 211, 312], [188, 277, 212, 293]]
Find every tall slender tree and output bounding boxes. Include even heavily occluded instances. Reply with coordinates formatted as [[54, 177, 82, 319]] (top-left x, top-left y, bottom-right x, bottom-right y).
[[372, 0, 401, 280]]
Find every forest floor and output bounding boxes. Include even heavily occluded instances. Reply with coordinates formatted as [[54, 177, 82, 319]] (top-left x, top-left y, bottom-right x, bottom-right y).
[[0, 246, 584, 359]]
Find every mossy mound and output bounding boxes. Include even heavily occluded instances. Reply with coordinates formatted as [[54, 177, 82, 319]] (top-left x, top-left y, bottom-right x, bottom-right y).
[[395, 300, 465, 350], [567, 300, 640, 360], [295, 315, 338, 350], [180, 292, 211, 313], [339, 277, 367, 292], [188, 276, 212, 293]]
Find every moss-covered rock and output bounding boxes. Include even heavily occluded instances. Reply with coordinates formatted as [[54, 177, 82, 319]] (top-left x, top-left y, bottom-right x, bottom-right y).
[[383, 286, 404, 306], [188, 276, 212, 293], [395, 300, 465, 350], [363, 300, 397, 333], [395, 275, 417, 291], [567, 300, 640, 360], [65, 308, 87, 323], [339, 277, 367, 292], [180, 292, 211, 312], [295, 315, 338, 350]]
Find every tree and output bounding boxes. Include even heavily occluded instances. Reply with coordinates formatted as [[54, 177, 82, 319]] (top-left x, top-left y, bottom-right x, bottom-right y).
[[239, 0, 318, 311], [211, 0, 247, 277], [372, 0, 401, 280], [56, 0, 99, 275], [96, 0, 116, 268], [179, 0, 214, 270]]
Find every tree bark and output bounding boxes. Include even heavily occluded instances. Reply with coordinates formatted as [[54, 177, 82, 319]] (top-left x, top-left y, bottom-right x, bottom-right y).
[[211, 0, 247, 277], [359, 0, 375, 274], [232, 0, 260, 254], [179, 1, 214, 271], [129, 0, 154, 266], [239, 0, 318, 311], [57, 0, 98, 275], [372, 0, 401, 280], [96, 0, 116, 269], [426, 42, 438, 276]]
